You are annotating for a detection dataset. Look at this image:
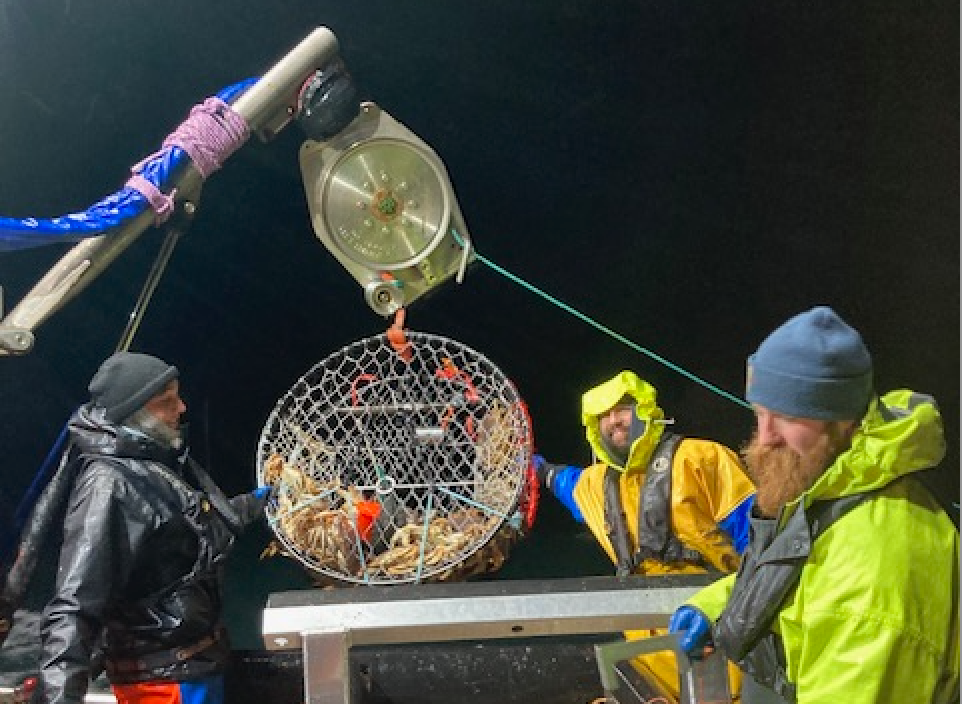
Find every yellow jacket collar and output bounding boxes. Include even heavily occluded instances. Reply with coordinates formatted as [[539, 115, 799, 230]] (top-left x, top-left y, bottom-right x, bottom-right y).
[[793, 389, 945, 507]]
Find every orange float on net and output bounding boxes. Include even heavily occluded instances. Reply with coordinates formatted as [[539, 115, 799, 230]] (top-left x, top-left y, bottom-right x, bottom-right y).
[[355, 499, 382, 542]]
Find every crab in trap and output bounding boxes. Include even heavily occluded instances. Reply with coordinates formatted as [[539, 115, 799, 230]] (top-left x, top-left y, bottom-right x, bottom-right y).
[[256, 328, 539, 586]]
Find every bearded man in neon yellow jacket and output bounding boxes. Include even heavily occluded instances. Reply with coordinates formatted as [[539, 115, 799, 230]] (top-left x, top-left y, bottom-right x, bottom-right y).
[[535, 369, 756, 700], [670, 306, 960, 704]]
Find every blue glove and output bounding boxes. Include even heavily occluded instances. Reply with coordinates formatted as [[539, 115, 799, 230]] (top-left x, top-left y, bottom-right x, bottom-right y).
[[253, 486, 272, 500], [532, 454, 586, 523], [532, 454, 567, 486], [669, 605, 712, 655], [229, 487, 273, 528]]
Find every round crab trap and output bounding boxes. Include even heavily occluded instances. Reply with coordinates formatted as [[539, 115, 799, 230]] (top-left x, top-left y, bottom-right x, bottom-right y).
[[256, 329, 535, 585]]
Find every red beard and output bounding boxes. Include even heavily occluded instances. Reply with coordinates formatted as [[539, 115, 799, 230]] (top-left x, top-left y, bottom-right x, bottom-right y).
[[741, 431, 842, 518]]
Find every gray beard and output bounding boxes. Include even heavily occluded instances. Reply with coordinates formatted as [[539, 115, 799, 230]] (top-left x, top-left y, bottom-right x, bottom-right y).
[[124, 408, 184, 451]]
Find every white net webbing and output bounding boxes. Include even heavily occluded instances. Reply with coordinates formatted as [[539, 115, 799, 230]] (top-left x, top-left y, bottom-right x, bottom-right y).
[[256, 330, 532, 584]]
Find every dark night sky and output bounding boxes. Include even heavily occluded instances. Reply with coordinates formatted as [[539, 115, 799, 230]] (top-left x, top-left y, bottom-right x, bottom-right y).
[[0, 0, 957, 648]]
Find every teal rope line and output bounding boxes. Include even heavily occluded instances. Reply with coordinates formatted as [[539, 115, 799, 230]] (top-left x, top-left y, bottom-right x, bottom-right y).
[[455, 231, 750, 410], [437, 485, 508, 519], [353, 508, 371, 585], [414, 492, 434, 582]]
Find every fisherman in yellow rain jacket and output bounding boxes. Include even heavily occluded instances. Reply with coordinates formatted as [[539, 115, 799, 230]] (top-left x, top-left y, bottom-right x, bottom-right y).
[[534, 370, 756, 701]]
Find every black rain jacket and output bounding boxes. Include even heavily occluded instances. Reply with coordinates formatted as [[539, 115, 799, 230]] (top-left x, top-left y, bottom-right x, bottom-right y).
[[38, 404, 264, 704]]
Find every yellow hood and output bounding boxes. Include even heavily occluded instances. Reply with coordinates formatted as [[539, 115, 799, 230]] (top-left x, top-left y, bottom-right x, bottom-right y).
[[803, 389, 945, 502], [581, 370, 665, 472]]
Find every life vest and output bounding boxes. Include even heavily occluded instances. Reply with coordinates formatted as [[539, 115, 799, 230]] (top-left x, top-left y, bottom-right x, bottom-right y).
[[603, 432, 707, 576]]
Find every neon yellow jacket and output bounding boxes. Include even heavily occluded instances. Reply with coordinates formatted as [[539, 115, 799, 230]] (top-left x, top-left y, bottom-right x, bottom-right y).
[[687, 390, 960, 704], [571, 371, 755, 575]]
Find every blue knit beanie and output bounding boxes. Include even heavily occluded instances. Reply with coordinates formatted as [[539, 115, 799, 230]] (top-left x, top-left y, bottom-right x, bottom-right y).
[[746, 306, 873, 420]]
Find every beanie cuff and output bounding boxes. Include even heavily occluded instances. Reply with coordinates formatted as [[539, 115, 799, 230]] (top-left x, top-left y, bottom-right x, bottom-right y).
[[746, 358, 873, 421]]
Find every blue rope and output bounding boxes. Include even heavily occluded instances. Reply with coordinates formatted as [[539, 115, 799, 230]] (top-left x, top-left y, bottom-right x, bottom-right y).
[[1, 423, 70, 566], [455, 231, 751, 410]]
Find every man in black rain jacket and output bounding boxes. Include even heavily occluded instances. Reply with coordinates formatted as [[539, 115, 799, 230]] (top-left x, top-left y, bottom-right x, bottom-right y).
[[38, 352, 267, 704]]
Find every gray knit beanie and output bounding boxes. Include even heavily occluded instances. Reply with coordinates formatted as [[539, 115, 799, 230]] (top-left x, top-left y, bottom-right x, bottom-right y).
[[745, 306, 873, 421], [88, 352, 179, 423]]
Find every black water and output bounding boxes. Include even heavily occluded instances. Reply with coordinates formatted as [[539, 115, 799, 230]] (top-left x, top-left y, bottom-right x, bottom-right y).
[[0, 0, 957, 668]]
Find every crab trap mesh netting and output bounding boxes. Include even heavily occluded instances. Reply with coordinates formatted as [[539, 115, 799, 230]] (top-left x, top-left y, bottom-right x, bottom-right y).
[[256, 330, 534, 585]]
